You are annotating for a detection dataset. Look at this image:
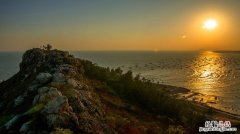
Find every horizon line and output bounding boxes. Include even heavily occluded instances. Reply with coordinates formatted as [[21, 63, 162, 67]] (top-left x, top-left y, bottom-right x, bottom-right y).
[[1, 49, 240, 53]]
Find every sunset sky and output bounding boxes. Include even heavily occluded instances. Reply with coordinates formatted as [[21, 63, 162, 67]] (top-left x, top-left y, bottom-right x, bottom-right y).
[[0, 0, 240, 51]]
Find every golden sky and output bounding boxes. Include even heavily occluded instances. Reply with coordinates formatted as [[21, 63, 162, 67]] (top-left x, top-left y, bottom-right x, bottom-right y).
[[0, 0, 239, 51]]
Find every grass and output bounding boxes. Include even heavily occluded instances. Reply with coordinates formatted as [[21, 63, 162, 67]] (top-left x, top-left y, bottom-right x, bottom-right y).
[[23, 103, 44, 115]]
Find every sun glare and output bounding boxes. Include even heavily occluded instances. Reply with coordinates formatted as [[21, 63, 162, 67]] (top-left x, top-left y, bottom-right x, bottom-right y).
[[203, 19, 218, 30]]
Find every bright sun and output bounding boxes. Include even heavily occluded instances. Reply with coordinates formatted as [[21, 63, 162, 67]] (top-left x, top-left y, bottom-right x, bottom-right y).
[[203, 19, 218, 30]]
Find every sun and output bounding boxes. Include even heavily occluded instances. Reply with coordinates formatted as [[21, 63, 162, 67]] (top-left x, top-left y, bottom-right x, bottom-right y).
[[203, 19, 218, 30]]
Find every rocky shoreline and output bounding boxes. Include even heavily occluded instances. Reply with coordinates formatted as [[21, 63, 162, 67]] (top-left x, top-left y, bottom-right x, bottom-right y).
[[154, 83, 240, 125]]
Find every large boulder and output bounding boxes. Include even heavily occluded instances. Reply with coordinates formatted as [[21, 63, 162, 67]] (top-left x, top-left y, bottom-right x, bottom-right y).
[[42, 96, 79, 128], [35, 73, 52, 84], [33, 87, 62, 105], [20, 48, 46, 72]]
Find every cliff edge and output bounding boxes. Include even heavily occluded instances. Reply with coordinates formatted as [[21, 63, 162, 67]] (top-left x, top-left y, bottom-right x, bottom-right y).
[[0, 48, 113, 134]]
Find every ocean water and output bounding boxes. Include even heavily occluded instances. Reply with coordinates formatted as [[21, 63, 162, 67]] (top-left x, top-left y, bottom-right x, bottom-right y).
[[73, 51, 240, 115], [0, 52, 23, 81], [0, 51, 240, 115]]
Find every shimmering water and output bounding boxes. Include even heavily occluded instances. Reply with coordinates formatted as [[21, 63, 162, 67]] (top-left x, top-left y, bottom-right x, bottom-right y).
[[0, 51, 240, 114]]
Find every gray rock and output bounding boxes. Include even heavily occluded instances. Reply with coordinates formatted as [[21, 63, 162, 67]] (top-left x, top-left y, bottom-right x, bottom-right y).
[[42, 96, 78, 128], [57, 64, 77, 77], [52, 73, 65, 83], [24, 74, 29, 79], [28, 85, 39, 91], [67, 78, 78, 88], [36, 73, 52, 84], [20, 48, 46, 72], [33, 87, 62, 105], [43, 96, 68, 114], [14, 95, 24, 107], [19, 120, 32, 133]]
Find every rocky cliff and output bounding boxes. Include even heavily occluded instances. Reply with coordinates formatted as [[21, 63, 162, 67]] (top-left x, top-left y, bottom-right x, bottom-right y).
[[0, 48, 114, 134], [2, 48, 239, 134]]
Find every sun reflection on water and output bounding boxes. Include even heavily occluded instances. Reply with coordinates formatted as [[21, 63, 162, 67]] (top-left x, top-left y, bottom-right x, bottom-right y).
[[189, 51, 226, 95]]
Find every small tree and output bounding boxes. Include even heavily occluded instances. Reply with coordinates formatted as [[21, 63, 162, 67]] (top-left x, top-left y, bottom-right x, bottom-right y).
[[46, 44, 52, 51], [43, 44, 52, 51]]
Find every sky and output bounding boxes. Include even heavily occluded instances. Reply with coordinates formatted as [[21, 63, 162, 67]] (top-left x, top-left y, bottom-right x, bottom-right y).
[[0, 0, 240, 51]]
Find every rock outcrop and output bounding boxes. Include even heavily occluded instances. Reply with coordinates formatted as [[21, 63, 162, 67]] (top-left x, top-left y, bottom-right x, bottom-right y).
[[0, 48, 113, 134]]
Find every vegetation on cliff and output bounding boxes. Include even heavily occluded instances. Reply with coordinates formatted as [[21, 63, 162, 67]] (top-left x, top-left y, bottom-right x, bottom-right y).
[[81, 60, 208, 129]]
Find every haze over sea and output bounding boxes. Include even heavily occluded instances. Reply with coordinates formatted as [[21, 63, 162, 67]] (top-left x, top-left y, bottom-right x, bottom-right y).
[[0, 51, 240, 114]]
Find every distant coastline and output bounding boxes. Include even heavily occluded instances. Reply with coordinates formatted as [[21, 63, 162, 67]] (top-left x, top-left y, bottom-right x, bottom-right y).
[[214, 50, 240, 54]]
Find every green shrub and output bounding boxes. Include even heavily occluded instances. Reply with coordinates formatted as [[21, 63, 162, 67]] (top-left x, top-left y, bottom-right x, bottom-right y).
[[81, 60, 207, 129]]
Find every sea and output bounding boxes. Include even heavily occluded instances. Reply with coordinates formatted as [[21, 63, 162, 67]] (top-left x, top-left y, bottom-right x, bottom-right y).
[[0, 51, 240, 115]]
